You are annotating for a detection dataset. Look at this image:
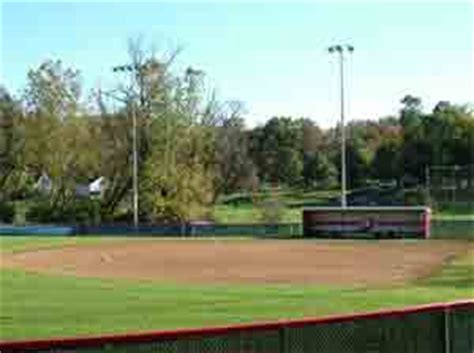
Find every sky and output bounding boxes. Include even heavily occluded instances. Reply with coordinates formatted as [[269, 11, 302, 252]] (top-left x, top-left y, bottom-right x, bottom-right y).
[[1, 1, 473, 128]]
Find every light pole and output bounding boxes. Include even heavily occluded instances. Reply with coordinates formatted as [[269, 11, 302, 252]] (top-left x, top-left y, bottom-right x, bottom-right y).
[[112, 64, 140, 228], [328, 44, 354, 208]]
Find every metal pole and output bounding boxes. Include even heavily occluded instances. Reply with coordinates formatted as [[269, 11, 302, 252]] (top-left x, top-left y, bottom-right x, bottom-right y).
[[444, 306, 451, 353], [112, 64, 140, 228], [426, 165, 431, 205], [452, 166, 456, 204], [329, 45, 352, 208], [131, 101, 139, 228], [339, 50, 347, 208]]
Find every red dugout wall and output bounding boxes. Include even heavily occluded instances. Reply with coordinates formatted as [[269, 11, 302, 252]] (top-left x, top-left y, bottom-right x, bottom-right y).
[[303, 206, 431, 239]]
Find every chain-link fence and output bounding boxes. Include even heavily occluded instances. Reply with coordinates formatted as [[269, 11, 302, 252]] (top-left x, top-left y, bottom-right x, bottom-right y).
[[2, 220, 473, 239], [0, 223, 304, 238], [431, 219, 474, 239], [427, 165, 474, 207], [1, 301, 472, 353]]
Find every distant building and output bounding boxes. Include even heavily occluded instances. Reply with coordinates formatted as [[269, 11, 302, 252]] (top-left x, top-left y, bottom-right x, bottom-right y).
[[75, 177, 107, 198], [34, 174, 107, 198], [34, 173, 52, 195]]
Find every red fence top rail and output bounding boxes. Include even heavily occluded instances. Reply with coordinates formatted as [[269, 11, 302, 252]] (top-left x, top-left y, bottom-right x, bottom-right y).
[[1, 300, 472, 351]]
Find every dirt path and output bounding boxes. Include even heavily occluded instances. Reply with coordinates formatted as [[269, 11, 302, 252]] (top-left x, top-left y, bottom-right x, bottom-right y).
[[1, 239, 470, 286]]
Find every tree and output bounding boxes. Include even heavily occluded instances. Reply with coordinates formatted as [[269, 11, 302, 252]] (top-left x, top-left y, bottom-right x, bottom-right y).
[[133, 45, 217, 222], [24, 59, 81, 119], [213, 102, 257, 198], [398, 95, 429, 181], [397, 97, 473, 182], [301, 119, 336, 188], [330, 141, 370, 189], [21, 60, 102, 214], [96, 39, 173, 219], [302, 118, 324, 154], [95, 108, 133, 219], [248, 117, 304, 186], [371, 140, 402, 181], [303, 152, 337, 189], [400, 94, 423, 132], [141, 112, 214, 222], [0, 87, 28, 201], [427, 102, 474, 166], [278, 146, 303, 186], [93, 40, 223, 222]]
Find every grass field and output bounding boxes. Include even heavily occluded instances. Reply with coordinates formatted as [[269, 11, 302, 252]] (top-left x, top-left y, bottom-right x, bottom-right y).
[[213, 204, 302, 223], [0, 236, 473, 341]]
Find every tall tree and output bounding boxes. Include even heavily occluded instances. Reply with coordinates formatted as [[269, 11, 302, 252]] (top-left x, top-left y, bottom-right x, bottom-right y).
[[96, 39, 172, 219], [213, 102, 257, 198], [427, 102, 474, 166], [249, 117, 304, 186], [303, 152, 337, 189], [135, 48, 217, 222], [399, 95, 429, 181], [371, 139, 402, 181], [0, 87, 27, 200], [400, 94, 423, 132], [24, 59, 81, 119], [21, 60, 101, 210]]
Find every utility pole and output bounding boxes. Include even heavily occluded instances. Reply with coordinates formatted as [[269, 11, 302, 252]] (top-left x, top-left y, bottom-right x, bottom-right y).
[[112, 64, 140, 228], [130, 101, 138, 228], [328, 44, 354, 208]]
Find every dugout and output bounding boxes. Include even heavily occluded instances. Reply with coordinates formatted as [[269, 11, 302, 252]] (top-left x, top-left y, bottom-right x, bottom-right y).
[[303, 206, 431, 239]]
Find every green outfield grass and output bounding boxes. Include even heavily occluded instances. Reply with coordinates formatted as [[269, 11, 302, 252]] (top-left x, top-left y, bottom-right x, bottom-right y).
[[0, 236, 110, 254], [0, 237, 473, 341]]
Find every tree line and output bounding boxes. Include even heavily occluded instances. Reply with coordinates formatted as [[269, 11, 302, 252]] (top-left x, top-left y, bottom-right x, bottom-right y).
[[1, 44, 473, 224]]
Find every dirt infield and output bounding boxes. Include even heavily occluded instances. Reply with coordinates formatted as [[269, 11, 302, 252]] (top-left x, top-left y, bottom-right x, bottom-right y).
[[1, 239, 471, 286]]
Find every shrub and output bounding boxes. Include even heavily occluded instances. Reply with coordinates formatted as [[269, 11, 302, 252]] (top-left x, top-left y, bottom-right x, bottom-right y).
[[26, 200, 57, 223], [403, 187, 430, 206], [0, 202, 15, 223], [65, 199, 101, 225], [258, 191, 284, 225], [26, 199, 101, 224]]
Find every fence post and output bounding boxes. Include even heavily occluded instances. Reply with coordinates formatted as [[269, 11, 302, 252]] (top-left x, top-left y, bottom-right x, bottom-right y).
[[444, 305, 451, 353], [279, 326, 289, 353]]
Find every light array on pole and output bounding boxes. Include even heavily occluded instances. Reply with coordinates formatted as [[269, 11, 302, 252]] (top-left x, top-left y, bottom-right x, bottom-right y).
[[328, 43, 354, 208], [328, 45, 354, 54]]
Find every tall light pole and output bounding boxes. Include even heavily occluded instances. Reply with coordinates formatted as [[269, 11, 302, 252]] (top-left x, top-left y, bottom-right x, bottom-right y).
[[112, 64, 140, 228], [328, 44, 354, 208]]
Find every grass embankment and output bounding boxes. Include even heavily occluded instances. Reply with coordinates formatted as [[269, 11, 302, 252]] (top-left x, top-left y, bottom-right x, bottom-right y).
[[213, 189, 473, 224], [0, 237, 472, 341], [212, 204, 301, 223], [435, 204, 474, 220], [212, 189, 338, 223]]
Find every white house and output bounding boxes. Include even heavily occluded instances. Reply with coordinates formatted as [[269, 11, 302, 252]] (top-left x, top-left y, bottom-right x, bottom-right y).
[[34, 173, 53, 194], [75, 177, 107, 198], [34, 174, 106, 198]]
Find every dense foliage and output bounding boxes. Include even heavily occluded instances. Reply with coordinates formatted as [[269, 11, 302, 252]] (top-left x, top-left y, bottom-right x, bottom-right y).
[[1, 46, 472, 224]]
